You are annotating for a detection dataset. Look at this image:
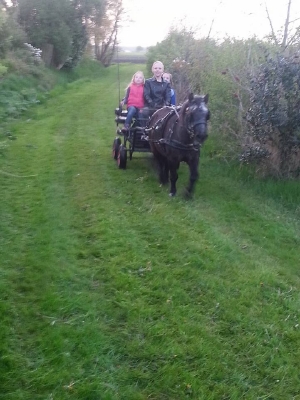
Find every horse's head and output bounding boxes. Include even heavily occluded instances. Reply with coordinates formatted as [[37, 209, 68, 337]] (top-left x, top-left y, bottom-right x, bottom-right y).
[[181, 93, 210, 147]]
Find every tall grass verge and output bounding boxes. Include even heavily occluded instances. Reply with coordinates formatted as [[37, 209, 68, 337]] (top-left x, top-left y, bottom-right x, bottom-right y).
[[0, 57, 105, 123]]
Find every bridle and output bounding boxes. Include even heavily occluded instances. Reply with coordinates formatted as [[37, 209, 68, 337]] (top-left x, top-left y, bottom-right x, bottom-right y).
[[186, 103, 209, 137]]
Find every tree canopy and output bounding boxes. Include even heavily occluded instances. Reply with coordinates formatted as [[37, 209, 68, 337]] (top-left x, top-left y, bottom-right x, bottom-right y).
[[1, 0, 122, 68]]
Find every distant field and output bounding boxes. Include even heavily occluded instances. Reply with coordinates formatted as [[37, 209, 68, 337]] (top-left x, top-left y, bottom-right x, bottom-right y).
[[112, 51, 146, 64]]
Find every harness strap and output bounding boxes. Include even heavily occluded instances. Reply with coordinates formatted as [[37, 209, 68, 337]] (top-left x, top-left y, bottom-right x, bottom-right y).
[[156, 108, 177, 131], [148, 137, 200, 151], [145, 105, 204, 151]]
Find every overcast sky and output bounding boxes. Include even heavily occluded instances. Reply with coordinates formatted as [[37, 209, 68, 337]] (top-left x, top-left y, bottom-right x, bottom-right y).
[[118, 0, 300, 47]]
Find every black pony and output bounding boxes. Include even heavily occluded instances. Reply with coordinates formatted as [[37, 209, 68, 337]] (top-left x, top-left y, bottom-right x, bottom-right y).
[[146, 93, 210, 197]]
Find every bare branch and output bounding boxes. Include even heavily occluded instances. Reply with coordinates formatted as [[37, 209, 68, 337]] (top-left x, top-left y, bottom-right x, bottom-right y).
[[206, 1, 222, 39], [282, 0, 292, 48], [286, 27, 300, 47], [289, 17, 300, 24], [264, 1, 279, 46], [226, 68, 252, 94]]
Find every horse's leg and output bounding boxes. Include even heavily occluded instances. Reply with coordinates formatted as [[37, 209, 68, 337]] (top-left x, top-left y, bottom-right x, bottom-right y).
[[156, 153, 169, 185], [185, 155, 200, 197], [169, 162, 179, 196], [160, 158, 169, 185], [162, 157, 169, 184]]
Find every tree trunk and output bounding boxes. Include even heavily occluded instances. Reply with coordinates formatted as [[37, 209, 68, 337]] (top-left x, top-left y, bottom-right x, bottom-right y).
[[41, 43, 54, 67]]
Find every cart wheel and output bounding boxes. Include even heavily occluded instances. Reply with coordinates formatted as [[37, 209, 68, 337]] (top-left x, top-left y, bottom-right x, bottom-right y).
[[118, 144, 127, 169], [112, 137, 121, 160]]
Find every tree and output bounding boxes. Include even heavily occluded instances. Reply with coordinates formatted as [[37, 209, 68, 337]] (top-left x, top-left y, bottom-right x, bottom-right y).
[[69, 0, 106, 66], [17, 0, 75, 68], [5, 0, 122, 68], [265, 0, 300, 53], [16, 0, 107, 68], [0, 6, 26, 57], [93, 0, 124, 66]]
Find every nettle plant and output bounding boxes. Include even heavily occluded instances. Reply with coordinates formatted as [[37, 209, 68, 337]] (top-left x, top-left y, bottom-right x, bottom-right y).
[[244, 53, 300, 177]]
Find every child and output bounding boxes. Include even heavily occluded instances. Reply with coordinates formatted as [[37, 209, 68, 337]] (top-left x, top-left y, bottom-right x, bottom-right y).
[[120, 71, 145, 132], [140, 61, 171, 127], [163, 72, 176, 106]]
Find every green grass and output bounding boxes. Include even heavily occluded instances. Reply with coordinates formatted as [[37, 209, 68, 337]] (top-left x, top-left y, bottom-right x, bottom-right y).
[[0, 64, 300, 400]]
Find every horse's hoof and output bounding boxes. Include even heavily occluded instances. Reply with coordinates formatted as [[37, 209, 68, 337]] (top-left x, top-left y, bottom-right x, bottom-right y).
[[169, 192, 176, 197], [183, 189, 192, 199], [160, 180, 169, 186]]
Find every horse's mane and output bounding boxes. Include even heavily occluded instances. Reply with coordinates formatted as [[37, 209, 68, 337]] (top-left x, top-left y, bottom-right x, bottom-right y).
[[178, 99, 189, 123], [178, 94, 208, 121]]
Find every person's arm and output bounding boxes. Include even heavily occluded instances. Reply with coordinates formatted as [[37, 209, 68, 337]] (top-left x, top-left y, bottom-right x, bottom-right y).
[[143, 80, 154, 107], [164, 82, 172, 106], [121, 87, 130, 106], [171, 89, 176, 106]]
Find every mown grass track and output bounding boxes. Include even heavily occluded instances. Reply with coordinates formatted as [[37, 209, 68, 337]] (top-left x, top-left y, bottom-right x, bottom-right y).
[[1, 65, 300, 400]]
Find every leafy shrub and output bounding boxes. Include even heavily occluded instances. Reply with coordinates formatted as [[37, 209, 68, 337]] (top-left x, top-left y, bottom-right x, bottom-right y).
[[0, 63, 8, 77], [0, 88, 39, 119], [2, 48, 44, 75], [245, 53, 300, 177]]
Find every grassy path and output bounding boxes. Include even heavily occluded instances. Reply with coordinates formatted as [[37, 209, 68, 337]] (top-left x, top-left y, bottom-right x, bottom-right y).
[[1, 65, 300, 400]]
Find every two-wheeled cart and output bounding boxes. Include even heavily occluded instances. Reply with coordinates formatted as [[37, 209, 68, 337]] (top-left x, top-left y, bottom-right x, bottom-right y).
[[112, 108, 150, 169]]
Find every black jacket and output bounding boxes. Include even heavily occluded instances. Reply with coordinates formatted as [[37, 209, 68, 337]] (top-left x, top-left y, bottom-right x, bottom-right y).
[[144, 77, 171, 108]]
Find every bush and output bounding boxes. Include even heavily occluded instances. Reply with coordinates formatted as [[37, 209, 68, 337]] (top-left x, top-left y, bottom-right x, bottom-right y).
[[0, 63, 8, 77], [68, 57, 106, 79], [0, 48, 57, 121], [244, 53, 300, 177]]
